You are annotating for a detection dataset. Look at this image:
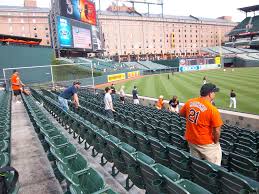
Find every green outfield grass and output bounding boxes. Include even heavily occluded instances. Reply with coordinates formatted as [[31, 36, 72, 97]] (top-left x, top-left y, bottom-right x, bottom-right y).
[[115, 67, 259, 115]]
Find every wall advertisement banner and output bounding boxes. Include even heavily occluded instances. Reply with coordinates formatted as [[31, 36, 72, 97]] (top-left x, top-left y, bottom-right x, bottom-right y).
[[127, 71, 140, 78], [179, 64, 221, 72], [107, 73, 126, 82]]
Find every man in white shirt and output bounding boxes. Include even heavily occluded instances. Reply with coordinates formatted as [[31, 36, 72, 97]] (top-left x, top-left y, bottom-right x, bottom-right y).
[[104, 87, 115, 119]]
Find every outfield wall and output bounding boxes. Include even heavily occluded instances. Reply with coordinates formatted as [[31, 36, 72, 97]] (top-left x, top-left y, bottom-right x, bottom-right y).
[[123, 94, 259, 131], [0, 45, 53, 83]]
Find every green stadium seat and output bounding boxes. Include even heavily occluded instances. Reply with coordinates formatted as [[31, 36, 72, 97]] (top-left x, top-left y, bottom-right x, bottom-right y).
[[233, 143, 258, 161], [0, 131, 10, 141], [45, 135, 69, 149], [135, 119, 146, 133], [149, 137, 170, 166], [135, 131, 153, 157], [102, 135, 121, 164], [218, 169, 259, 194], [146, 123, 158, 138], [91, 187, 118, 194], [93, 129, 109, 156], [126, 116, 136, 129], [167, 145, 191, 179], [170, 132, 188, 151], [0, 140, 9, 153], [68, 167, 105, 194], [123, 127, 139, 150], [50, 143, 77, 162], [157, 127, 171, 143], [229, 152, 259, 181], [0, 152, 10, 167], [139, 161, 180, 194], [190, 156, 221, 193], [164, 177, 212, 194], [114, 124, 128, 143], [57, 153, 88, 185]]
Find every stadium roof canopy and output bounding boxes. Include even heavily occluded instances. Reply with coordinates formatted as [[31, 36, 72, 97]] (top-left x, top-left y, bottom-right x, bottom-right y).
[[238, 5, 259, 13]]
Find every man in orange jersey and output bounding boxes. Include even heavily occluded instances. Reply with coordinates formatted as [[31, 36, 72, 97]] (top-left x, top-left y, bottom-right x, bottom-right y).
[[179, 83, 223, 165], [11, 70, 25, 103]]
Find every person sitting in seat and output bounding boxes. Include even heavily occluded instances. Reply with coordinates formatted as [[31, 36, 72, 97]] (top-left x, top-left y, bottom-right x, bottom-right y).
[[156, 95, 164, 110]]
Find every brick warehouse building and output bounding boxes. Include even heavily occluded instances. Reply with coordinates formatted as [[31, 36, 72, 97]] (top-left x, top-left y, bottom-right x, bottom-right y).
[[98, 5, 237, 58], [0, 0, 50, 46]]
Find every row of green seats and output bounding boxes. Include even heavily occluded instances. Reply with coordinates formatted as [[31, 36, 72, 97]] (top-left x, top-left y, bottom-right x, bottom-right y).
[[23, 93, 117, 194], [37, 90, 259, 194]]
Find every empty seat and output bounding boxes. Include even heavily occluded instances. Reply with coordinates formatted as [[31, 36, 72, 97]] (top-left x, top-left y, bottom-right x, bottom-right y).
[[219, 169, 259, 194], [190, 156, 221, 193], [167, 145, 191, 179], [149, 137, 170, 167], [229, 153, 259, 181], [157, 128, 171, 143], [0, 152, 10, 167], [139, 162, 180, 194], [164, 177, 212, 194], [0, 140, 9, 153], [123, 127, 139, 149], [57, 153, 88, 185], [233, 143, 258, 161], [135, 131, 153, 157], [50, 143, 77, 162], [69, 167, 105, 194], [146, 123, 158, 138]]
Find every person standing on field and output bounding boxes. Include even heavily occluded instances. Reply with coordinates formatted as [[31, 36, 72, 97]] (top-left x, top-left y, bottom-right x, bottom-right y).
[[179, 83, 223, 166], [203, 76, 207, 85], [229, 89, 236, 109]]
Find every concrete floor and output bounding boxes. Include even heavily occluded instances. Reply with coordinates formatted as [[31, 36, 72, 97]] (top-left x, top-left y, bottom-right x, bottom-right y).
[[39, 105, 146, 194], [11, 101, 63, 194]]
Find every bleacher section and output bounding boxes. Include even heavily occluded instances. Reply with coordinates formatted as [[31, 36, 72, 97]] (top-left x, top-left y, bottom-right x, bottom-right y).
[[137, 61, 168, 70], [228, 17, 251, 36], [123, 62, 148, 70], [22, 93, 118, 194], [29, 88, 259, 194], [152, 58, 180, 68], [0, 91, 19, 193]]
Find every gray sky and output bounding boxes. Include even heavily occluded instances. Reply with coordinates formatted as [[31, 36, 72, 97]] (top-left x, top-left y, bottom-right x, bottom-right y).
[[0, 0, 258, 21]]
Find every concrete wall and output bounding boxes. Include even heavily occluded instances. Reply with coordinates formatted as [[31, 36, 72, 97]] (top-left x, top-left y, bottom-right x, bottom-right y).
[[0, 45, 53, 84]]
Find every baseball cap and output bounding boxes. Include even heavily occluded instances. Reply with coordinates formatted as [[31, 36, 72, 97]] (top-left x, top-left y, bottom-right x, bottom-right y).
[[200, 83, 219, 97], [73, 81, 81, 85]]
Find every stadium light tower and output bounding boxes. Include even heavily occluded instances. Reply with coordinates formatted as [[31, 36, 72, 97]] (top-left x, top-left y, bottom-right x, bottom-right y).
[[112, 0, 164, 17]]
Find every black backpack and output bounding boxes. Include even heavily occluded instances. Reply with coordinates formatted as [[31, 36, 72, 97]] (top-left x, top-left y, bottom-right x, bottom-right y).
[[0, 166, 19, 194]]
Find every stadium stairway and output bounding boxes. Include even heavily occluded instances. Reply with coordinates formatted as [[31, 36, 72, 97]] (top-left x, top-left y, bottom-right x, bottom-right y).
[[32, 89, 259, 194], [22, 94, 125, 194], [11, 96, 63, 194]]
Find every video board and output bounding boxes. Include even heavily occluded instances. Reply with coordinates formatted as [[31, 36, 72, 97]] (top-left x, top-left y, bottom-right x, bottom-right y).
[[57, 16, 92, 50], [60, 0, 96, 25]]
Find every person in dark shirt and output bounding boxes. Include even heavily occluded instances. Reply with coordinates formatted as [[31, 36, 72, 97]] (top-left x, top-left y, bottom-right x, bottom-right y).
[[111, 83, 116, 94], [58, 81, 81, 111], [229, 89, 236, 109], [169, 96, 179, 113], [203, 76, 207, 85], [132, 86, 139, 104]]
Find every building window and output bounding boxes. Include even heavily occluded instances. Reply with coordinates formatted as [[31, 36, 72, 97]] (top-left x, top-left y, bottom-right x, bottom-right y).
[[34, 27, 37, 30], [46, 34, 49, 38], [34, 34, 38, 38], [8, 18, 12, 23], [9, 26, 13, 32], [45, 27, 48, 30], [22, 26, 25, 31], [47, 40, 50, 44], [32, 19, 36, 23]]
